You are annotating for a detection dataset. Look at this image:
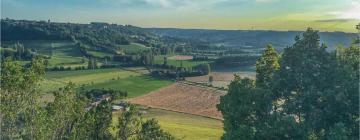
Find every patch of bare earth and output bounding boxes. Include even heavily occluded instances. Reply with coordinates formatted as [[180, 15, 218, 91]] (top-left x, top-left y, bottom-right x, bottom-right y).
[[168, 55, 193, 60], [129, 82, 225, 120]]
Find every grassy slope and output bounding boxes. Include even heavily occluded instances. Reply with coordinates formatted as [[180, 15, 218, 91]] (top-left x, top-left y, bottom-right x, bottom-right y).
[[116, 43, 149, 54], [112, 108, 223, 140], [87, 50, 114, 58], [43, 68, 140, 92], [48, 41, 84, 66], [154, 55, 211, 67], [85, 76, 173, 98], [2, 40, 85, 66]]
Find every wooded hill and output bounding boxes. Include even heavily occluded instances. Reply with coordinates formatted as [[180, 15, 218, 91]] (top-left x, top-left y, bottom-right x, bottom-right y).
[[146, 28, 357, 50], [1, 19, 190, 54]]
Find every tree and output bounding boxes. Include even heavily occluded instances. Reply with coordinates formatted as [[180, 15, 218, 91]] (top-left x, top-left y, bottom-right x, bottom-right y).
[[218, 28, 359, 140], [217, 76, 273, 140], [137, 119, 175, 140], [255, 44, 279, 89], [88, 58, 93, 69], [163, 56, 168, 67], [117, 105, 142, 140], [0, 57, 45, 139], [45, 83, 87, 139], [208, 75, 214, 84], [76, 100, 113, 140], [117, 105, 175, 140]]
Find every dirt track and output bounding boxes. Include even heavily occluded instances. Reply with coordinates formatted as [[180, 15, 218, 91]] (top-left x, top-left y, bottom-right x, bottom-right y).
[[129, 82, 225, 120]]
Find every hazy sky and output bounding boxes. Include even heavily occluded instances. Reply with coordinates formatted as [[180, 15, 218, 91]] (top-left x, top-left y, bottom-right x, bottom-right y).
[[1, 0, 360, 32]]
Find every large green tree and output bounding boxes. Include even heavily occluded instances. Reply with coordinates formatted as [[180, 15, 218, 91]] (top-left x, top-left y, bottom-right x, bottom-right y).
[[255, 44, 279, 89], [218, 28, 359, 140]]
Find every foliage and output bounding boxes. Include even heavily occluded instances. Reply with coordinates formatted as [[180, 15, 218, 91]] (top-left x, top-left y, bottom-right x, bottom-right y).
[[215, 55, 259, 66], [138, 119, 176, 140], [255, 44, 279, 89], [1, 58, 172, 140], [117, 106, 175, 140], [0, 57, 45, 139], [218, 28, 359, 140], [82, 88, 128, 100]]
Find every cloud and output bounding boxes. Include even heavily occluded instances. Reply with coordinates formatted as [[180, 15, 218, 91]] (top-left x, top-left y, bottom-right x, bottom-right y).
[[329, 0, 360, 20]]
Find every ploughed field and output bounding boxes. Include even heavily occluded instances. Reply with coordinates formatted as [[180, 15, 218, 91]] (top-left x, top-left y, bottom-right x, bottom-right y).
[[129, 82, 226, 120]]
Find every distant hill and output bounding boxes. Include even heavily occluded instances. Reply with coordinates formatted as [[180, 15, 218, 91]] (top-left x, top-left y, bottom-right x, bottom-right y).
[[146, 28, 357, 50], [1, 19, 187, 53]]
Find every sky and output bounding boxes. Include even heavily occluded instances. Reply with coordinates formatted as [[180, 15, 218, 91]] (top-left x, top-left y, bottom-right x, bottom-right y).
[[1, 0, 360, 32]]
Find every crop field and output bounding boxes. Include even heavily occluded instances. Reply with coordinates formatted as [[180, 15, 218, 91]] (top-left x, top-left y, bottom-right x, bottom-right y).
[[85, 76, 173, 98], [129, 82, 225, 119], [154, 55, 211, 67], [116, 43, 149, 54], [111, 108, 223, 140]]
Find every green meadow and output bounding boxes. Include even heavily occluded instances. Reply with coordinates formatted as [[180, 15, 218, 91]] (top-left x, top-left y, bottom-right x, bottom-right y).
[[116, 43, 150, 54], [43, 68, 140, 92], [112, 108, 223, 140], [84, 76, 173, 98], [43, 68, 172, 98], [3, 40, 85, 66]]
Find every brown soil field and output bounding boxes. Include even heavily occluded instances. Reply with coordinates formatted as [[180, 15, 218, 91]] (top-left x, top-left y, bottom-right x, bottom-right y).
[[129, 82, 225, 120], [168, 55, 193, 60]]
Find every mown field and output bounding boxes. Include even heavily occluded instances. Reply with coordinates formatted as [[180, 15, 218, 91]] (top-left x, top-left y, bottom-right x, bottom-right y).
[[84, 76, 173, 98], [2, 40, 86, 66], [112, 108, 223, 140], [87, 50, 114, 58], [116, 43, 149, 54], [154, 55, 212, 67], [42, 68, 172, 98]]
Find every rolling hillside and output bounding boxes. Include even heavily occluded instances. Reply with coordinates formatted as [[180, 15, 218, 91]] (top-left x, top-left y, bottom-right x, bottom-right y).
[[146, 28, 357, 50]]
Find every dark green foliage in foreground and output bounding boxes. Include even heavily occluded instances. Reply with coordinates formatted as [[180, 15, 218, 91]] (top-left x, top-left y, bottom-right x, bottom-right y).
[[218, 28, 359, 140], [80, 101, 113, 140], [117, 105, 176, 140], [0, 58, 175, 140]]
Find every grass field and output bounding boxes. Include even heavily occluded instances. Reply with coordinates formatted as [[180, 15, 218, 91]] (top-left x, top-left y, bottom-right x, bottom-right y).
[[43, 68, 173, 98], [43, 68, 140, 92], [112, 108, 223, 140], [116, 43, 149, 54], [85, 76, 173, 98], [2, 40, 85, 66], [87, 50, 114, 58], [154, 55, 212, 67]]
